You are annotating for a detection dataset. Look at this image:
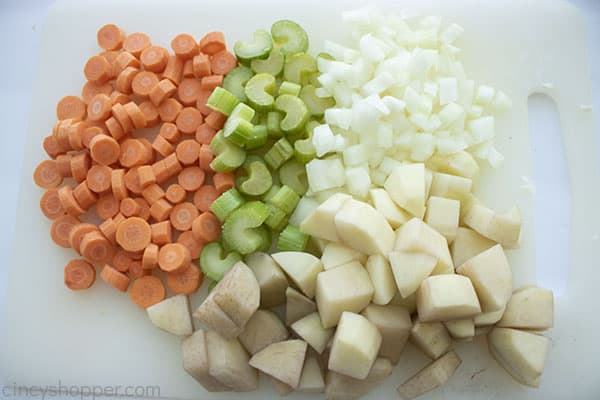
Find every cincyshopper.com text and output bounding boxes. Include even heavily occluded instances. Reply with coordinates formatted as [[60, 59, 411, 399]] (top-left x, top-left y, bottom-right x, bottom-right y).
[[1, 381, 160, 399]]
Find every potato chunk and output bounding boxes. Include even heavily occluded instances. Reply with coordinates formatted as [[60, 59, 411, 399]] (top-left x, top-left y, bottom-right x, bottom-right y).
[[249, 340, 307, 389], [410, 318, 451, 359], [239, 310, 289, 355], [397, 350, 461, 399], [497, 286, 553, 329], [245, 252, 288, 308], [416, 275, 481, 322], [361, 304, 411, 364], [272, 251, 323, 299]]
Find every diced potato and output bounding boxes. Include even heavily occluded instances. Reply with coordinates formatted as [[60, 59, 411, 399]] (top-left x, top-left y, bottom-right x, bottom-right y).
[[300, 193, 352, 242], [361, 304, 412, 364], [450, 227, 496, 267], [384, 163, 426, 218], [443, 318, 474, 339], [286, 287, 317, 326], [272, 252, 323, 299], [369, 188, 411, 229], [194, 261, 260, 339], [328, 312, 382, 379], [291, 312, 334, 354], [239, 310, 289, 355], [334, 198, 395, 256], [390, 291, 417, 314], [488, 327, 550, 387], [325, 358, 392, 400], [395, 218, 454, 274], [410, 318, 452, 359], [321, 242, 366, 270], [416, 275, 481, 322], [298, 351, 325, 393], [181, 330, 230, 392], [463, 204, 521, 248], [427, 151, 479, 180], [389, 250, 437, 298], [205, 330, 258, 392], [315, 261, 374, 328], [497, 286, 554, 329], [429, 172, 472, 201], [366, 254, 396, 305], [397, 350, 462, 399], [424, 196, 460, 244], [245, 252, 288, 308], [146, 294, 193, 337], [457, 244, 512, 312], [270, 376, 293, 396], [249, 340, 308, 389]]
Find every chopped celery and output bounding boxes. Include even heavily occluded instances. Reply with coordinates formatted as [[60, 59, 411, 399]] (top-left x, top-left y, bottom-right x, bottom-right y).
[[245, 73, 276, 111], [283, 53, 317, 85], [274, 95, 310, 135], [299, 85, 335, 117], [210, 130, 246, 172], [279, 81, 302, 96], [251, 48, 284, 76], [255, 225, 273, 252], [267, 111, 284, 138], [199, 242, 242, 282], [224, 119, 255, 147], [271, 20, 309, 55], [279, 160, 308, 195], [234, 29, 273, 63], [269, 185, 300, 214], [228, 102, 256, 122], [246, 124, 268, 149], [222, 66, 254, 102], [261, 184, 281, 202], [210, 188, 245, 221], [206, 87, 240, 116], [277, 224, 309, 251], [238, 158, 273, 196], [265, 203, 288, 231], [264, 137, 294, 170], [222, 201, 270, 255], [294, 138, 316, 164]]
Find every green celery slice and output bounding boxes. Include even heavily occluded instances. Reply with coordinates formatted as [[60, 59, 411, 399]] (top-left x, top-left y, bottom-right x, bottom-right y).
[[299, 84, 335, 117], [279, 81, 302, 97], [246, 124, 268, 150], [199, 242, 242, 282], [283, 53, 317, 85], [251, 48, 285, 76], [271, 20, 309, 55], [238, 159, 273, 196], [261, 184, 281, 202], [234, 29, 273, 63], [255, 225, 273, 252], [264, 137, 294, 170], [245, 73, 276, 112], [274, 94, 310, 134], [267, 111, 284, 138], [222, 201, 270, 255], [222, 66, 254, 102], [269, 185, 300, 214], [210, 130, 246, 172], [265, 203, 288, 231], [279, 159, 308, 195], [206, 87, 240, 116], [277, 225, 309, 251], [210, 188, 245, 222]]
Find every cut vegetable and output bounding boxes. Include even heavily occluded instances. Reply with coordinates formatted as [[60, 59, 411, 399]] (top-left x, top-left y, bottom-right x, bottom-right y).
[[239, 310, 289, 355], [210, 130, 246, 172], [291, 312, 334, 354], [249, 340, 307, 389], [274, 94, 310, 134], [272, 251, 322, 298], [271, 20, 309, 55], [277, 224, 309, 251], [146, 294, 193, 336], [245, 73, 276, 111], [222, 65, 254, 102], [251, 48, 284, 76], [222, 201, 270, 255], [397, 351, 462, 400], [361, 304, 412, 364], [199, 241, 242, 282], [210, 188, 245, 222], [286, 286, 316, 326], [234, 29, 273, 63]]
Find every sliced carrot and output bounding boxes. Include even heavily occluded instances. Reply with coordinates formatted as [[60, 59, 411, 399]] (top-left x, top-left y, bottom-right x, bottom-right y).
[[142, 243, 159, 270], [82, 81, 113, 104], [167, 264, 203, 295], [115, 216, 152, 252], [115, 51, 140, 74], [134, 198, 151, 221], [33, 160, 62, 189], [178, 166, 205, 191], [124, 168, 142, 194], [111, 168, 129, 200], [159, 122, 181, 143], [115, 66, 139, 95], [165, 183, 187, 204], [70, 152, 91, 184], [89, 134, 120, 166], [81, 231, 115, 265], [99, 217, 118, 245], [200, 75, 223, 91], [86, 165, 112, 193], [56, 154, 72, 177], [113, 211, 126, 226], [183, 59, 194, 78], [199, 32, 226, 55], [211, 50, 237, 75], [123, 32, 150, 57], [149, 79, 177, 107], [164, 153, 183, 177], [100, 264, 130, 292], [195, 123, 217, 145], [137, 165, 156, 188], [96, 193, 120, 220], [73, 180, 98, 210], [119, 139, 147, 168], [176, 107, 203, 135], [175, 139, 201, 165], [205, 110, 227, 130], [112, 249, 133, 272], [55, 119, 74, 150], [140, 45, 168, 73], [170, 202, 199, 231], [123, 101, 147, 129], [152, 160, 171, 184], [84, 55, 111, 83], [105, 116, 125, 140], [57, 96, 86, 120], [177, 78, 203, 106], [213, 172, 235, 194], [128, 260, 150, 279], [43, 135, 64, 159], [142, 183, 165, 205], [151, 135, 175, 158], [40, 189, 65, 219], [101, 50, 120, 79], [69, 223, 98, 254], [58, 185, 85, 217], [111, 103, 134, 133], [158, 243, 191, 273], [129, 275, 165, 308], [192, 53, 211, 78], [120, 197, 141, 217], [110, 91, 129, 105], [192, 211, 221, 242], [198, 144, 215, 172], [132, 71, 159, 98], [97, 24, 124, 50], [177, 230, 204, 260], [195, 89, 213, 116], [158, 98, 183, 123], [67, 121, 87, 151], [151, 220, 172, 245], [138, 138, 155, 164], [64, 259, 96, 291], [193, 185, 218, 212], [50, 214, 79, 248], [138, 101, 160, 127], [81, 126, 104, 148], [171, 33, 198, 59], [162, 55, 185, 85], [149, 198, 173, 222]]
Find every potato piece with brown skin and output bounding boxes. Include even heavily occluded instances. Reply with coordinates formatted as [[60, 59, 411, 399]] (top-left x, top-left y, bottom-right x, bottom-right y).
[[181, 330, 230, 392], [205, 330, 258, 392]]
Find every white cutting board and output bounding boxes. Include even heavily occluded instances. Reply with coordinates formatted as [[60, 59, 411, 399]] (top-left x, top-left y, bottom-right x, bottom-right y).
[[1, 0, 599, 398]]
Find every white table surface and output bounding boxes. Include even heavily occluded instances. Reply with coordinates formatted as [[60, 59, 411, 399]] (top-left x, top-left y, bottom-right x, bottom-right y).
[[0, 0, 598, 396]]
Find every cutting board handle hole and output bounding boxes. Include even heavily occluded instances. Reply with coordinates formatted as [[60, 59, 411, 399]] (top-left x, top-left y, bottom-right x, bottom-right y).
[[528, 93, 570, 296]]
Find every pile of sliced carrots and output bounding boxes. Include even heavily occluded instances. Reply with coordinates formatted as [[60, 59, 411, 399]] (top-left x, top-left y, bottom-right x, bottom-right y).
[[33, 24, 238, 308]]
